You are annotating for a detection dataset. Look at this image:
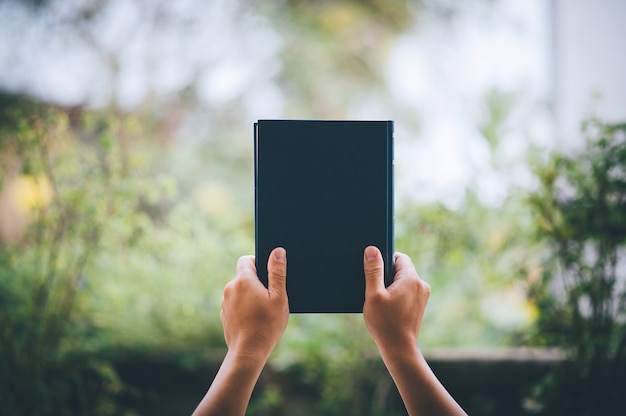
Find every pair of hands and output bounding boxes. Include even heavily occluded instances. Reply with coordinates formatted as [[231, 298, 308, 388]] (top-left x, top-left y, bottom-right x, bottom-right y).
[[220, 245, 430, 364], [195, 246, 466, 416]]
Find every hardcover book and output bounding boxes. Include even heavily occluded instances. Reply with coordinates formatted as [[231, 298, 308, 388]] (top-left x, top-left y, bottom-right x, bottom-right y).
[[254, 120, 394, 313]]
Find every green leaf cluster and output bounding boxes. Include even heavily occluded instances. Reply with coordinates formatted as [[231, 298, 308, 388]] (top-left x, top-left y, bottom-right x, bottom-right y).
[[0, 102, 140, 414]]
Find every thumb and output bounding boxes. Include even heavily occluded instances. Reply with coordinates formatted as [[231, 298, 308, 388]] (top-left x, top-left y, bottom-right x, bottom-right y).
[[364, 246, 385, 295], [267, 247, 287, 296]]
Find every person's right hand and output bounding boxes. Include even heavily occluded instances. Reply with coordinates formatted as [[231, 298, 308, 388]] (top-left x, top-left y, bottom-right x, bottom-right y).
[[362, 246, 431, 357], [220, 247, 289, 361]]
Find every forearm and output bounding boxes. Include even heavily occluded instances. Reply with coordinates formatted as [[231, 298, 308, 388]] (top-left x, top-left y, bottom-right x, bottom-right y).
[[380, 343, 467, 416], [192, 350, 268, 416]]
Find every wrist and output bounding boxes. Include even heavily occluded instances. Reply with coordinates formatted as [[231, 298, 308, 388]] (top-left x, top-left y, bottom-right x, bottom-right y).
[[377, 337, 421, 367], [228, 338, 275, 364], [224, 346, 270, 378]]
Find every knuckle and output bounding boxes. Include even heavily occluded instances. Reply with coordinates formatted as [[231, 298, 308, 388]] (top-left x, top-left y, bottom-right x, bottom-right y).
[[223, 278, 244, 296], [270, 265, 287, 279], [366, 289, 387, 305], [417, 279, 431, 299], [365, 264, 384, 277]]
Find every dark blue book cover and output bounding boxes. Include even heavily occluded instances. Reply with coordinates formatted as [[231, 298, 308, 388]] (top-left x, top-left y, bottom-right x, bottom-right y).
[[254, 120, 394, 313]]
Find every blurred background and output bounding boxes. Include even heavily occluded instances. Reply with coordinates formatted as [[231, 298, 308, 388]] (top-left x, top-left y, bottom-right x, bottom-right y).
[[0, 0, 625, 415]]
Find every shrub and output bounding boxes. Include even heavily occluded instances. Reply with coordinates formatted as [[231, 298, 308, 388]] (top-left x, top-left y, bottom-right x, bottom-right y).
[[526, 119, 626, 415], [0, 103, 139, 415]]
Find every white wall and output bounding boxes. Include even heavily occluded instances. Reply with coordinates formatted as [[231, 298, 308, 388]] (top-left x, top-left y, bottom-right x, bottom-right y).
[[553, 0, 626, 145]]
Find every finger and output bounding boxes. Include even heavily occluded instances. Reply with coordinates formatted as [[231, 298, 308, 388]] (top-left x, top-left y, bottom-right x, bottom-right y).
[[364, 246, 385, 294], [267, 247, 287, 295], [393, 252, 418, 281], [236, 255, 257, 278]]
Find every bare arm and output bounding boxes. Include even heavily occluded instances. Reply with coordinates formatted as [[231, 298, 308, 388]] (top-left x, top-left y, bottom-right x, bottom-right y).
[[363, 246, 467, 416], [192, 247, 289, 416]]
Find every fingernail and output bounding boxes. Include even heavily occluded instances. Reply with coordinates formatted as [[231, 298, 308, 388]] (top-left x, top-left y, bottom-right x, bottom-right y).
[[274, 247, 286, 263], [365, 246, 377, 262]]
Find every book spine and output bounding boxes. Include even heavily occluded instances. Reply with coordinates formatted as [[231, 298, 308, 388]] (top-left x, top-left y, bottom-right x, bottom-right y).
[[253, 122, 265, 285], [387, 120, 395, 286]]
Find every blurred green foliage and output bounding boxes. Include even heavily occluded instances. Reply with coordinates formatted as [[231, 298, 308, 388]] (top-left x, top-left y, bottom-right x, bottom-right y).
[[0, 99, 253, 414], [0, 101, 138, 414], [263, 0, 415, 118], [525, 119, 626, 415], [399, 193, 537, 347]]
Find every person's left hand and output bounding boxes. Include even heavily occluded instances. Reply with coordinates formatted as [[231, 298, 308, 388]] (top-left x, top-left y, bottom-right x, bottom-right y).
[[220, 247, 289, 359]]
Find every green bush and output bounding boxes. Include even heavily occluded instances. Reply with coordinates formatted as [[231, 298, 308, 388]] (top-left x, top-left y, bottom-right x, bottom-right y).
[[0, 104, 139, 414], [0, 100, 251, 414], [526, 119, 626, 415]]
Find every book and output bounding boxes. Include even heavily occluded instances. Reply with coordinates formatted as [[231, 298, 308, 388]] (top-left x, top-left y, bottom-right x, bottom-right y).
[[254, 120, 394, 313]]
